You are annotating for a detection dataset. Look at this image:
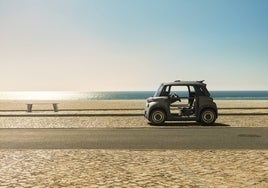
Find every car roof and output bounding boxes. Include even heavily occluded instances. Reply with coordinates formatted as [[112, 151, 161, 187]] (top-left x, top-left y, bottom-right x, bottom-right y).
[[162, 80, 206, 86]]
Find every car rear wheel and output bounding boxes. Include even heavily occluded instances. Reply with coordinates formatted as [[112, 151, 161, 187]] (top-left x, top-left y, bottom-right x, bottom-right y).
[[150, 109, 166, 125], [200, 109, 216, 125]]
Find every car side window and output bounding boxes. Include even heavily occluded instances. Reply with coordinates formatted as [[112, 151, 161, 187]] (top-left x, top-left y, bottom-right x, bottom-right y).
[[195, 86, 209, 96], [170, 86, 189, 98], [160, 86, 170, 96], [189, 86, 196, 97]]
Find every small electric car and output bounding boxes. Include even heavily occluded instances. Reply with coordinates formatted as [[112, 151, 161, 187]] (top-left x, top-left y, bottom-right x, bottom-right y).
[[144, 80, 218, 125]]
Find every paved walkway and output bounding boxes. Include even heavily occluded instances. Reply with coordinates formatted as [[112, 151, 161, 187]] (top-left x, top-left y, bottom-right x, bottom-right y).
[[0, 150, 267, 187]]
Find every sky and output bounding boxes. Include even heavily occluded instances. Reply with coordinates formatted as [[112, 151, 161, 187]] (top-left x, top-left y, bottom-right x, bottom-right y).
[[0, 0, 267, 91]]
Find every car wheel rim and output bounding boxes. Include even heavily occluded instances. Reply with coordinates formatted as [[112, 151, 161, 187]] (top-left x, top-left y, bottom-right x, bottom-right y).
[[202, 111, 214, 123], [152, 111, 164, 123]]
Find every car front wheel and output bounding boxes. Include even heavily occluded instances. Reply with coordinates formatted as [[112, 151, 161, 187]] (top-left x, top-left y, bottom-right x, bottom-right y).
[[200, 109, 216, 125], [150, 109, 166, 125]]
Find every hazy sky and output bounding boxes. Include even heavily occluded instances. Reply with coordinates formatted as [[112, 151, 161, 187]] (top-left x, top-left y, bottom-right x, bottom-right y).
[[0, 0, 267, 91]]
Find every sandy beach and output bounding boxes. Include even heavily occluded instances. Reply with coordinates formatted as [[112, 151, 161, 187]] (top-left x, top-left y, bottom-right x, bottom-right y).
[[0, 100, 267, 128], [0, 100, 267, 187]]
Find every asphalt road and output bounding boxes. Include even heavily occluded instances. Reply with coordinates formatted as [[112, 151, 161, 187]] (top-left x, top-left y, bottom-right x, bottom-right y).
[[0, 127, 267, 149]]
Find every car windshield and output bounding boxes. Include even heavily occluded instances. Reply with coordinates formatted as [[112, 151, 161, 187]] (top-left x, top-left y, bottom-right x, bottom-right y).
[[154, 84, 164, 97]]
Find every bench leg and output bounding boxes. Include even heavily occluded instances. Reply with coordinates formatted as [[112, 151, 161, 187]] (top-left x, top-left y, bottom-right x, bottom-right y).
[[27, 104, 32, 112], [53, 104, 58, 112]]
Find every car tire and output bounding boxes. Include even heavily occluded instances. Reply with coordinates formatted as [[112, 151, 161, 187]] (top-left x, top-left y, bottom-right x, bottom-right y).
[[200, 109, 216, 125], [150, 109, 166, 125]]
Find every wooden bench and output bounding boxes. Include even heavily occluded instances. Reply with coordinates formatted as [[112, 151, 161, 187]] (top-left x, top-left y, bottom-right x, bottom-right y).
[[26, 103, 58, 112]]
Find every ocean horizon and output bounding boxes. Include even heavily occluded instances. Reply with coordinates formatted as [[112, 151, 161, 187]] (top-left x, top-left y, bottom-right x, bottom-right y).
[[0, 91, 267, 100]]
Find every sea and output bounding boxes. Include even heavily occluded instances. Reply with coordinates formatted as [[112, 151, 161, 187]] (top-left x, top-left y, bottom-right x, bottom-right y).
[[0, 91, 267, 100]]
